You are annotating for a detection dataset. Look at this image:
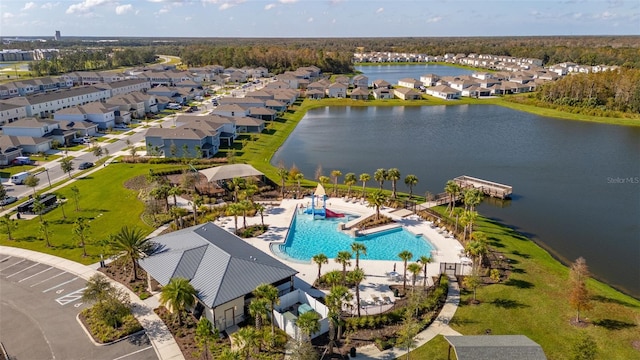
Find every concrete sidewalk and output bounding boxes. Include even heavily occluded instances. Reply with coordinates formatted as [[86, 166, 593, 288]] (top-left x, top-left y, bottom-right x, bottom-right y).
[[0, 246, 184, 360], [348, 275, 461, 359]]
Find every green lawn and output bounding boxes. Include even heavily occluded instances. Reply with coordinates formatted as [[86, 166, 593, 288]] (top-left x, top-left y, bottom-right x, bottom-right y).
[[0, 163, 168, 264], [408, 208, 640, 360]]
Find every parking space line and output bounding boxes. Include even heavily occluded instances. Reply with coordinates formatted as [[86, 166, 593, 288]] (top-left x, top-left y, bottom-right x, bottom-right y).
[[43, 277, 78, 293], [112, 346, 153, 360], [0, 258, 25, 272], [55, 287, 87, 306], [6, 263, 39, 278], [30, 271, 67, 287], [19, 266, 53, 282], [0, 256, 11, 263]]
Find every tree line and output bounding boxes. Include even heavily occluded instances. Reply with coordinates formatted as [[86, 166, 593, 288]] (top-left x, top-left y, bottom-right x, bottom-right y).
[[28, 48, 157, 76], [533, 68, 640, 114]]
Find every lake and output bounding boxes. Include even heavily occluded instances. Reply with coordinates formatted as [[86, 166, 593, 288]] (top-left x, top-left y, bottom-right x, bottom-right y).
[[354, 64, 476, 85], [272, 105, 640, 298]]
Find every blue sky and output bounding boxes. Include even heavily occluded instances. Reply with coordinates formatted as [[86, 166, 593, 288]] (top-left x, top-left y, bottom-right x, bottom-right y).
[[1, 0, 638, 38]]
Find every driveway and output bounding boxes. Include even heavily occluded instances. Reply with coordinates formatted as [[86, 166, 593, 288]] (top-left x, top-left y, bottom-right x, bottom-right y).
[[0, 255, 157, 360]]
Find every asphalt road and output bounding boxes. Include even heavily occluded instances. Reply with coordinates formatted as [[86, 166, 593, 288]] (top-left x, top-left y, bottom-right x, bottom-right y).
[[0, 255, 157, 360]]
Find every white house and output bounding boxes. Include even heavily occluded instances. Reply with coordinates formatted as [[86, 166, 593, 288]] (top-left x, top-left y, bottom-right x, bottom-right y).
[[327, 83, 348, 98], [0, 86, 110, 119], [426, 85, 462, 100], [0, 102, 27, 125], [1, 117, 59, 138], [398, 78, 422, 89], [352, 74, 369, 88], [54, 102, 116, 129]]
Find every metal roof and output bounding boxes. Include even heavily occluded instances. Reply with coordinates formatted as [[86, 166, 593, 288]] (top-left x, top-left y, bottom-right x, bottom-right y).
[[139, 222, 298, 308], [444, 335, 547, 360], [198, 164, 264, 182]]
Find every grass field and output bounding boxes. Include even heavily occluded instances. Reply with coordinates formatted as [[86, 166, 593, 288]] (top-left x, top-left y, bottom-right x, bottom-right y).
[[408, 208, 640, 360]]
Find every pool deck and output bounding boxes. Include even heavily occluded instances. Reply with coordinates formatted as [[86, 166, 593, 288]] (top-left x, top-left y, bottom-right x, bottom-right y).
[[214, 197, 466, 312]]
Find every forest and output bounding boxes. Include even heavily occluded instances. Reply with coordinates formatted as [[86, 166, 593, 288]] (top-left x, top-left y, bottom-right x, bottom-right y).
[[27, 48, 157, 76]]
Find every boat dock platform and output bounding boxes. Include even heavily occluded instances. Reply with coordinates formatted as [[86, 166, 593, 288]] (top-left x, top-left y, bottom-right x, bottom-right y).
[[453, 175, 513, 199]]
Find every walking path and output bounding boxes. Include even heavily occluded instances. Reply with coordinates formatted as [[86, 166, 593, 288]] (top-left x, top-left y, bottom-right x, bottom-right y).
[[0, 246, 185, 360]]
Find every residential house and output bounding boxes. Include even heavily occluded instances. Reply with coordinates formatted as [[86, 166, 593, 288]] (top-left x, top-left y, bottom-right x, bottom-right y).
[[95, 79, 151, 97], [211, 104, 249, 118], [54, 102, 117, 129], [334, 76, 350, 85], [372, 79, 391, 89], [0, 86, 110, 119], [219, 97, 265, 108], [0, 134, 51, 154], [372, 87, 393, 99], [327, 83, 348, 98], [352, 74, 369, 88], [0, 135, 24, 166], [227, 70, 248, 84], [145, 127, 219, 158], [147, 86, 185, 104], [461, 85, 492, 98], [245, 89, 274, 101], [420, 74, 440, 87], [305, 89, 325, 100], [177, 114, 237, 147], [0, 102, 27, 125], [54, 120, 98, 144], [393, 87, 422, 100], [1, 117, 59, 138], [426, 85, 462, 100], [350, 87, 370, 100], [264, 80, 291, 90], [265, 100, 287, 112], [248, 107, 277, 121], [234, 116, 266, 133], [276, 74, 300, 89], [138, 222, 298, 332], [398, 78, 422, 89]]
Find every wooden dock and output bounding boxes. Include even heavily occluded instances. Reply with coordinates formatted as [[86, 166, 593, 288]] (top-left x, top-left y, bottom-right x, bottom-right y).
[[418, 175, 513, 209], [453, 175, 512, 199]]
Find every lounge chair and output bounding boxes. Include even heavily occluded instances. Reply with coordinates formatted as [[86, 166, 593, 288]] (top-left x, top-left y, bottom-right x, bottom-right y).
[[360, 299, 370, 308], [382, 296, 394, 305], [371, 296, 382, 305]]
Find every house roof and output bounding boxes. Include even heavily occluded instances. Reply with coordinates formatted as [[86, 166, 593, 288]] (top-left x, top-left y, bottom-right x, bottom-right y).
[[139, 222, 297, 308], [2, 117, 56, 129], [234, 116, 265, 126], [444, 336, 547, 360]]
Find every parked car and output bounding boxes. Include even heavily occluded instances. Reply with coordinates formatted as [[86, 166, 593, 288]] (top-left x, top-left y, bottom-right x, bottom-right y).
[[167, 103, 182, 110], [0, 196, 17, 206], [72, 137, 91, 144], [114, 124, 128, 129], [78, 162, 94, 170]]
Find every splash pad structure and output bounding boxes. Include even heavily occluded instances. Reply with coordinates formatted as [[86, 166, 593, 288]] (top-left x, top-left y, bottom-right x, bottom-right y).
[[303, 183, 344, 219]]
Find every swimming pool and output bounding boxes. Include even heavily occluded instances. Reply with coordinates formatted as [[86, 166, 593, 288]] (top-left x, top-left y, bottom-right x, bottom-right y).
[[282, 213, 435, 261]]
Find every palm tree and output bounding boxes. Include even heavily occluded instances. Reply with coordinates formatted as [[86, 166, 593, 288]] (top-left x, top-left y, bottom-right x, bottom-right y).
[[168, 185, 183, 206], [318, 175, 330, 189], [398, 250, 413, 292], [232, 327, 260, 359], [463, 188, 483, 212], [312, 253, 329, 284], [24, 174, 40, 196], [73, 217, 90, 257], [226, 203, 242, 234], [192, 194, 203, 225], [170, 206, 188, 229], [230, 177, 246, 203], [39, 219, 52, 248], [404, 174, 419, 199], [324, 270, 342, 289], [32, 198, 45, 224], [367, 190, 387, 220], [253, 283, 280, 340], [60, 156, 74, 179], [218, 348, 241, 360], [359, 173, 370, 198], [346, 267, 366, 317], [296, 310, 321, 342], [159, 277, 197, 326], [374, 168, 387, 190], [0, 214, 16, 241], [238, 199, 252, 229], [254, 203, 266, 226], [335, 251, 352, 284], [110, 226, 152, 281], [70, 185, 80, 211], [466, 236, 488, 271], [418, 256, 432, 288], [330, 170, 342, 196], [452, 207, 464, 234], [387, 168, 401, 199], [407, 263, 422, 293], [82, 273, 113, 304], [343, 173, 357, 198], [293, 173, 304, 198], [444, 180, 461, 214], [350, 242, 367, 269], [151, 183, 171, 212], [277, 165, 289, 198], [248, 298, 269, 332], [325, 285, 352, 355]]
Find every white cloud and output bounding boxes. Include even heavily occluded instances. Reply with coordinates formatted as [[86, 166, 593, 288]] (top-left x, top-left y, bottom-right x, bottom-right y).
[[426, 16, 442, 23], [307, 17, 313, 22], [2, 12, 15, 19], [41, 2, 59, 10], [572, 12, 583, 19], [279, 0, 297, 3], [595, 11, 617, 20], [219, 3, 233, 10], [22, 2, 37, 11], [115, 4, 133, 15], [158, 7, 169, 13], [66, 0, 112, 14], [265, 3, 276, 10], [376, 7, 383, 14], [185, 16, 192, 21]]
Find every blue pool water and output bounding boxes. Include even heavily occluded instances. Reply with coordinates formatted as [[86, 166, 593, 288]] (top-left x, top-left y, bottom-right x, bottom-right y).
[[282, 213, 435, 261]]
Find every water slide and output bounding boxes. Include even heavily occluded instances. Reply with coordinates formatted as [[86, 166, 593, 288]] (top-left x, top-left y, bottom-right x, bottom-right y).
[[325, 208, 345, 218]]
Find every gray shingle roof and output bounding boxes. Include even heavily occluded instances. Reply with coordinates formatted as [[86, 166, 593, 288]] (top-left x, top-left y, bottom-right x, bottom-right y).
[[139, 222, 298, 308], [444, 335, 547, 360]]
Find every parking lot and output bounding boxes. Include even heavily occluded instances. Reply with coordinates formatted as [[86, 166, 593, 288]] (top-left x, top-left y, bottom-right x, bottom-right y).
[[0, 255, 157, 360]]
